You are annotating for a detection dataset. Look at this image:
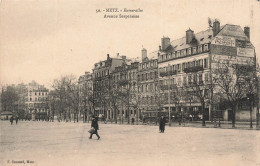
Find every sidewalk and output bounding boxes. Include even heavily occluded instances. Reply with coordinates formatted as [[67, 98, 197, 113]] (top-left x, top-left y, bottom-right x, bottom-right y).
[[104, 120, 260, 130]]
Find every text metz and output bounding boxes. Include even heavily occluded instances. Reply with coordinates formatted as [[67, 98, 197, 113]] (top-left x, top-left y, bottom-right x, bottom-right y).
[[105, 8, 119, 12]]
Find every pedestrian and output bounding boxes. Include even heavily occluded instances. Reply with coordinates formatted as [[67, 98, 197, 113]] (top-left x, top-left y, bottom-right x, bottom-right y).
[[10, 116, 14, 125], [131, 118, 135, 125], [15, 116, 19, 125], [89, 116, 100, 140], [159, 116, 166, 133]]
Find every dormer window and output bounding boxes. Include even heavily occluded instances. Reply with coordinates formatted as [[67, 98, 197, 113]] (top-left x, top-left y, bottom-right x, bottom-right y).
[[168, 53, 171, 59], [183, 50, 186, 56], [193, 47, 197, 54], [198, 45, 202, 53], [177, 51, 180, 57], [204, 44, 209, 51], [188, 48, 191, 55]]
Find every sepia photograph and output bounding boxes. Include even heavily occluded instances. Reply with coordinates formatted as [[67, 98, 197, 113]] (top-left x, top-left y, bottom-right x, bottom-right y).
[[0, 0, 260, 166]]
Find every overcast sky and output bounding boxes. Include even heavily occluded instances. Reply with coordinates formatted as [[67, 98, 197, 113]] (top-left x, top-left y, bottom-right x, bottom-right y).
[[0, 0, 259, 88]]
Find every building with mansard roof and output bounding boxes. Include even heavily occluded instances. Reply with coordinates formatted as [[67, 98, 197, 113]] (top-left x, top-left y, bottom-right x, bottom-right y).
[[157, 20, 256, 122], [92, 53, 132, 119]]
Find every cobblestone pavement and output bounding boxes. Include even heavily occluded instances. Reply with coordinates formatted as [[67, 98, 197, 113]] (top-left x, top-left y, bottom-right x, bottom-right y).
[[0, 121, 259, 166]]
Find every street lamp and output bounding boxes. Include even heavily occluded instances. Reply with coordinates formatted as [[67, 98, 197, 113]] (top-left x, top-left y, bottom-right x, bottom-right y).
[[247, 93, 254, 128]]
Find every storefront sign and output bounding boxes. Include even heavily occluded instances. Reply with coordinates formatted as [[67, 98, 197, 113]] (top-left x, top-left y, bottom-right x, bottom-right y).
[[211, 44, 237, 56], [236, 39, 253, 48], [212, 36, 235, 47], [237, 47, 254, 57]]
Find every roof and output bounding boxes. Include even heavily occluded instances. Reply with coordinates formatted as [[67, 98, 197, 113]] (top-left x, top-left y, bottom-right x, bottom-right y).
[[169, 28, 214, 51], [160, 24, 251, 54], [217, 24, 249, 41]]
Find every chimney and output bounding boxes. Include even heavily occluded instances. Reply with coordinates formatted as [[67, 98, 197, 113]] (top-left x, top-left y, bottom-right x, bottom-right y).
[[121, 55, 126, 60], [107, 54, 110, 59], [117, 53, 120, 58], [186, 28, 194, 44], [161, 37, 171, 51], [159, 46, 162, 51], [213, 20, 220, 37], [244, 26, 250, 40], [142, 48, 147, 61]]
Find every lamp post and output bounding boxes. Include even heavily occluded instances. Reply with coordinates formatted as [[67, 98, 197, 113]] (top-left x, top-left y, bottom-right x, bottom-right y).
[[247, 94, 254, 128], [167, 63, 171, 126]]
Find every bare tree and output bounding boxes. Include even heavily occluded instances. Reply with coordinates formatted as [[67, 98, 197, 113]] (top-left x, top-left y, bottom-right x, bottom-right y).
[[212, 60, 254, 128], [1, 86, 19, 113]]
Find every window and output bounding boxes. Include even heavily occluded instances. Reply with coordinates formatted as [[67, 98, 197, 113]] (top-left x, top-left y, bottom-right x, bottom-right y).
[[173, 65, 176, 71], [182, 63, 186, 71], [196, 60, 199, 66], [198, 45, 202, 53], [159, 80, 164, 86], [177, 64, 181, 71], [177, 51, 180, 57], [188, 48, 192, 55], [150, 72, 153, 79], [199, 59, 203, 66], [177, 77, 182, 86], [204, 58, 208, 68], [193, 47, 197, 54], [193, 74, 197, 83], [204, 44, 209, 51], [199, 74, 203, 84], [183, 76, 187, 86], [183, 50, 186, 56], [188, 75, 192, 84], [173, 52, 177, 58], [204, 73, 209, 83]]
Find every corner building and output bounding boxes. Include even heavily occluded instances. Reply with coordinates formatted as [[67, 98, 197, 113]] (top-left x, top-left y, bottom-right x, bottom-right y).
[[158, 20, 256, 121]]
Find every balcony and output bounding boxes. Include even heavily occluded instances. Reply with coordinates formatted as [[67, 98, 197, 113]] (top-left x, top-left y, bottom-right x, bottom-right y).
[[160, 70, 177, 77], [160, 84, 177, 90], [183, 66, 203, 73]]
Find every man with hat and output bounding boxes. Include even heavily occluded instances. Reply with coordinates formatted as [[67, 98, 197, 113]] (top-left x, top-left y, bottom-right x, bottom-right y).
[[89, 116, 101, 140]]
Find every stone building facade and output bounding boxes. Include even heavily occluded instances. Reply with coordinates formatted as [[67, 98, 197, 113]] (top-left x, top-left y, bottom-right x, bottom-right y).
[[157, 20, 257, 122], [78, 71, 93, 121], [25, 81, 49, 120], [137, 48, 159, 120]]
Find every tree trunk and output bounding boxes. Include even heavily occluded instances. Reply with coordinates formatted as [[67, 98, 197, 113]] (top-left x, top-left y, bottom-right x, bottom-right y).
[[250, 100, 253, 128], [202, 102, 206, 126], [114, 104, 117, 124], [232, 103, 237, 128]]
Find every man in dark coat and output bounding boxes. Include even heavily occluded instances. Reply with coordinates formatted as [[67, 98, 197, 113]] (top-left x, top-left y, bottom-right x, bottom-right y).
[[15, 116, 19, 125], [89, 116, 100, 140], [10, 116, 14, 125], [159, 116, 166, 133]]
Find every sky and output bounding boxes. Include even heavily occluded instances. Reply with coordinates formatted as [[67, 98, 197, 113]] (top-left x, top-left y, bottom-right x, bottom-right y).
[[0, 0, 260, 88]]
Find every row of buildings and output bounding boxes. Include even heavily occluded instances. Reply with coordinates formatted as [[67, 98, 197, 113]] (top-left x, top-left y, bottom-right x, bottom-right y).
[[1, 20, 257, 123], [78, 20, 258, 123], [1, 81, 49, 120]]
